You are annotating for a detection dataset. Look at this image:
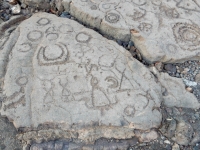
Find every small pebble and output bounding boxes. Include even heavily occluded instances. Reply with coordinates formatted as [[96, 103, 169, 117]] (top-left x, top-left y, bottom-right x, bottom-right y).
[[164, 140, 171, 144], [186, 87, 193, 93], [11, 4, 21, 14], [172, 143, 180, 150], [164, 64, 177, 73], [21, 3, 27, 9], [60, 12, 71, 18]]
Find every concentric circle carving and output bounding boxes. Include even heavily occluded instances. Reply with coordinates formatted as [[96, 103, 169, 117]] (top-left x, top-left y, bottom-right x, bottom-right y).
[[173, 23, 200, 51], [105, 13, 120, 23]]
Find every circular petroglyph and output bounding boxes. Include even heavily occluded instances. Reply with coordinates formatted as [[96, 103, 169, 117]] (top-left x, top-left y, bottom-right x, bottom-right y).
[[18, 43, 32, 52], [124, 106, 135, 117], [46, 33, 58, 41], [76, 32, 92, 43], [16, 76, 28, 86], [91, 5, 97, 10], [138, 23, 152, 35], [166, 44, 177, 53], [37, 43, 68, 66], [27, 30, 43, 42], [43, 44, 64, 61], [173, 23, 200, 51], [59, 24, 73, 33], [165, 8, 179, 18], [37, 18, 50, 26], [105, 13, 120, 23]]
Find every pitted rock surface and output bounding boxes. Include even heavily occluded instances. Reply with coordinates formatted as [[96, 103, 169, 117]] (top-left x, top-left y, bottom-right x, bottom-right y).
[[0, 13, 199, 143], [61, 0, 200, 63]]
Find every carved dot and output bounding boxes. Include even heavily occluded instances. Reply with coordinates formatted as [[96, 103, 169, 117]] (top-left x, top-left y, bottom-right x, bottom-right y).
[[91, 5, 97, 10], [183, 30, 197, 41], [46, 33, 58, 41], [27, 30, 43, 41], [18, 43, 32, 52], [37, 18, 50, 25], [124, 106, 135, 117], [105, 13, 120, 23], [16, 76, 28, 86], [43, 45, 64, 60], [166, 44, 177, 53], [76, 32, 92, 43]]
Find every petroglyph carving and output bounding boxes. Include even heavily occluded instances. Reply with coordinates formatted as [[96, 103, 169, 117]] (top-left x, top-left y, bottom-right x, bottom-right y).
[[69, 0, 200, 62], [37, 43, 68, 66], [99, 2, 119, 12], [5, 95, 26, 110], [176, 0, 200, 12], [105, 13, 120, 23], [165, 8, 179, 18], [105, 76, 118, 89], [16, 76, 28, 86], [90, 5, 97, 10], [89, 76, 118, 109], [173, 23, 200, 51], [27, 30, 43, 42], [2, 13, 198, 136], [45, 27, 57, 33], [138, 23, 152, 35], [18, 43, 32, 52], [166, 44, 177, 54], [128, 8, 146, 21], [124, 106, 135, 117], [37, 18, 50, 26], [42, 79, 55, 104], [46, 33, 59, 41], [75, 32, 92, 43]]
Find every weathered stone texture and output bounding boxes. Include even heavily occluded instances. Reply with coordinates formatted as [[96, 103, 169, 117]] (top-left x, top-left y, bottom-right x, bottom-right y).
[[0, 13, 199, 143], [60, 0, 200, 63]]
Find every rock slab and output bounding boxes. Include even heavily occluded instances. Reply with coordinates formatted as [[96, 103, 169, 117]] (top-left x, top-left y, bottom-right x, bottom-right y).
[[0, 12, 199, 142], [61, 0, 200, 63]]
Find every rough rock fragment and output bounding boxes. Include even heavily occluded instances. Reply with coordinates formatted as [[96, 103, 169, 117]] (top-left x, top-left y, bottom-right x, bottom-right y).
[[160, 73, 200, 109], [149, 67, 200, 109], [173, 121, 193, 145], [19, 0, 50, 9]]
